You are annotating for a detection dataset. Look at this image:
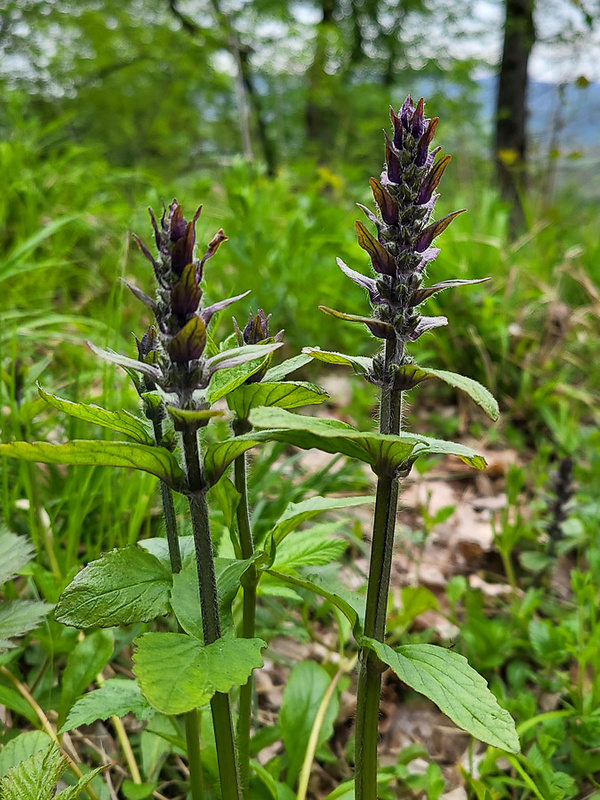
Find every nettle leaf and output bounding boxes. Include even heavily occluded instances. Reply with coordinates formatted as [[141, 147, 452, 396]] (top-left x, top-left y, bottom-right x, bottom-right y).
[[0, 441, 185, 490], [206, 356, 271, 403], [0, 744, 67, 800], [269, 495, 375, 546], [55, 547, 172, 628], [247, 408, 421, 476], [170, 556, 261, 639], [363, 639, 520, 753], [396, 366, 499, 421], [0, 526, 35, 585], [263, 353, 313, 382], [0, 600, 52, 652], [280, 660, 341, 787], [58, 629, 115, 728], [139, 536, 196, 569], [133, 633, 266, 715], [267, 570, 365, 638], [273, 524, 347, 571], [227, 381, 328, 420], [302, 347, 372, 375], [37, 385, 153, 443], [60, 679, 153, 733]]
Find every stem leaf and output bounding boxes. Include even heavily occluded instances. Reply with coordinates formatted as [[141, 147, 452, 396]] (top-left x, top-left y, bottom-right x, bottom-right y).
[[227, 381, 328, 419], [203, 439, 260, 487], [37, 385, 153, 443], [133, 633, 266, 715], [362, 639, 520, 753], [269, 495, 375, 546], [302, 347, 372, 375], [206, 355, 271, 403], [397, 365, 499, 420], [263, 353, 313, 382], [54, 547, 172, 628], [0, 440, 185, 490]]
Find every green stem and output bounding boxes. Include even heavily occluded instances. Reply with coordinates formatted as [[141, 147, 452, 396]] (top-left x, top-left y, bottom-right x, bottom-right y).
[[184, 710, 205, 800], [150, 417, 202, 791], [234, 448, 257, 800], [181, 426, 242, 800], [355, 339, 403, 800]]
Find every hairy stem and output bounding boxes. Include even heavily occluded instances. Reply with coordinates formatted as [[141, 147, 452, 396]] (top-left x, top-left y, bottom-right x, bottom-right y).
[[181, 426, 242, 800], [355, 339, 403, 800], [234, 448, 258, 800], [184, 710, 205, 800]]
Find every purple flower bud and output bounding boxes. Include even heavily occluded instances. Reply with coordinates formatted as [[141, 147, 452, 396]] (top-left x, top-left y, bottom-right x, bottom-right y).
[[417, 155, 452, 205], [416, 210, 465, 253], [355, 221, 396, 276], [167, 316, 207, 363], [384, 132, 402, 184]]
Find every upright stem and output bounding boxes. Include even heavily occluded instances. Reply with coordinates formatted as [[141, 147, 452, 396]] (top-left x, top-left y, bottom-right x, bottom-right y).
[[233, 446, 257, 800], [181, 426, 242, 800], [151, 417, 201, 796], [355, 339, 403, 800]]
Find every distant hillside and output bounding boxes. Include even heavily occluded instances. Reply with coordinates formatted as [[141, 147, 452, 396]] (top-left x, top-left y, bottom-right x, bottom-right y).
[[477, 77, 600, 153]]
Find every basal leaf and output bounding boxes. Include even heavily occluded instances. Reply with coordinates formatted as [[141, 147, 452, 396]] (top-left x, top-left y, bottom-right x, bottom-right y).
[[227, 381, 328, 419], [363, 639, 520, 753], [54, 547, 172, 628], [247, 408, 421, 476], [269, 495, 375, 546], [302, 347, 372, 375], [54, 764, 107, 800], [133, 633, 266, 715], [396, 366, 499, 421], [0, 600, 52, 652], [0, 686, 39, 726], [60, 679, 153, 733], [0, 526, 35, 586], [37, 385, 153, 443], [0, 440, 185, 490]]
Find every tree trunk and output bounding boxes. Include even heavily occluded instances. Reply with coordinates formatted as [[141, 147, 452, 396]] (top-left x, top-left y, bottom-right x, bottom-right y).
[[494, 0, 535, 232]]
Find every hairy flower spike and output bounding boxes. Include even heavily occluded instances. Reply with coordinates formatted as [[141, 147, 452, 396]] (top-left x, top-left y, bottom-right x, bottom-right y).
[[324, 96, 484, 385]]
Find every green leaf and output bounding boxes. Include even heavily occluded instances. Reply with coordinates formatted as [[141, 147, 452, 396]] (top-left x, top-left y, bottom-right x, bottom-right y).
[[250, 761, 297, 800], [60, 679, 154, 733], [203, 438, 260, 487], [121, 780, 158, 800], [207, 477, 241, 533], [0, 440, 185, 490], [0, 527, 35, 585], [280, 660, 341, 787], [0, 685, 39, 726], [206, 356, 271, 403], [170, 556, 261, 639], [273, 524, 347, 571], [266, 570, 364, 637], [58, 629, 114, 727], [399, 432, 487, 470], [0, 744, 66, 800], [396, 366, 499, 421], [263, 353, 313, 382], [227, 381, 327, 420], [0, 600, 52, 652], [54, 764, 107, 800], [363, 639, 520, 753], [269, 495, 375, 546], [54, 547, 172, 628], [247, 408, 421, 476], [0, 732, 53, 778], [37, 385, 153, 443], [133, 633, 266, 715], [302, 347, 372, 374]]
